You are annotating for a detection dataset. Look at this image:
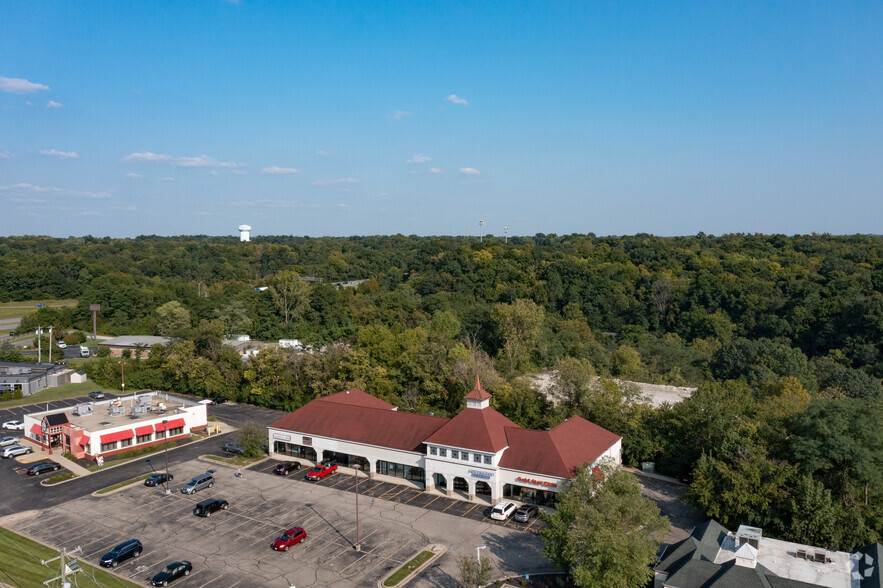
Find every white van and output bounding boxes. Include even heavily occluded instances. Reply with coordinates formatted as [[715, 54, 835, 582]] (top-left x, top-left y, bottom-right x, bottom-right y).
[[80, 346, 90, 357]]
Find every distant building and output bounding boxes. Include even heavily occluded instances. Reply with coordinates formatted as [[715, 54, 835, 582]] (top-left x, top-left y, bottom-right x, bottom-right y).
[[99, 335, 171, 358], [654, 519, 881, 588], [239, 224, 251, 242], [0, 362, 72, 396]]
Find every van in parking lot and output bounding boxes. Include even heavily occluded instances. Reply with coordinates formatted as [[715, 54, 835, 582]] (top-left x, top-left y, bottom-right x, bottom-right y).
[[181, 471, 215, 494]]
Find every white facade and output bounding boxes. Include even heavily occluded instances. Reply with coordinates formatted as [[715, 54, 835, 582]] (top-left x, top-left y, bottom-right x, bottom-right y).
[[238, 224, 251, 241]]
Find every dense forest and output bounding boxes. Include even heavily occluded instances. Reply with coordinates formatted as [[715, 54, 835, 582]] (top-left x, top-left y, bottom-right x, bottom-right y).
[[1, 233, 881, 550]]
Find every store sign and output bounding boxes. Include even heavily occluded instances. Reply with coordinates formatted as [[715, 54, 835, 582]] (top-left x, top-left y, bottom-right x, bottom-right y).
[[468, 469, 493, 480], [302, 436, 312, 446], [516, 476, 558, 488], [273, 433, 291, 441]]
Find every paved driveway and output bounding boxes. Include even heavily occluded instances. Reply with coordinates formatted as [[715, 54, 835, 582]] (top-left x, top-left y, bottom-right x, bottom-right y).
[[9, 457, 555, 587]]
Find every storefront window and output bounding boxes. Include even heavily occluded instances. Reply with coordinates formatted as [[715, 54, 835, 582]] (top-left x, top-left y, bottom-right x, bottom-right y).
[[473, 453, 481, 463], [376, 460, 425, 488], [119, 437, 132, 448], [137, 433, 152, 443], [168, 426, 184, 436], [503, 483, 557, 507], [274, 442, 317, 462], [100, 441, 117, 452]]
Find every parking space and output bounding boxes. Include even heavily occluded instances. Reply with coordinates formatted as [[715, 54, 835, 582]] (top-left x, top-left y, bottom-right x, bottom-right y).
[[256, 458, 547, 534], [10, 457, 553, 587]]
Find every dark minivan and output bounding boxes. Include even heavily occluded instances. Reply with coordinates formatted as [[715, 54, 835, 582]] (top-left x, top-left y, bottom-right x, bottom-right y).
[[99, 539, 143, 567], [193, 498, 229, 517]]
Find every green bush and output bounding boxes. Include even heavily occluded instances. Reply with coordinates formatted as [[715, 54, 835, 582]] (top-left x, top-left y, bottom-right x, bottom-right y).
[[13, 390, 22, 399]]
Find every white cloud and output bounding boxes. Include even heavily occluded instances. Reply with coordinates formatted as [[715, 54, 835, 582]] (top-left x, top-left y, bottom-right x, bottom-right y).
[[406, 153, 431, 164], [429, 168, 444, 174], [0, 76, 49, 94], [77, 210, 101, 216], [46, 100, 63, 108], [0, 182, 111, 199], [459, 167, 481, 175], [389, 110, 413, 120], [445, 94, 469, 106], [0, 151, 12, 159], [231, 199, 309, 208], [122, 152, 241, 168], [317, 150, 329, 157], [124, 173, 144, 179], [260, 166, 300, 175], [311, 178, 358, 186], [6, 197, 45, 203], [40, 149, 78, 159], [109, 206, 137, 211]]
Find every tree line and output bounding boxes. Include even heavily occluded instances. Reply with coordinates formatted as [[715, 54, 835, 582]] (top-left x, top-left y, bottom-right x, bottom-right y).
[[1, 232, 881, 550]]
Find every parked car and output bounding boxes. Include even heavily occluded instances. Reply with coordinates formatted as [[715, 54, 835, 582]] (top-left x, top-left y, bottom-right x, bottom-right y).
[[56, 341, 67, 349], [150, 561, 191, 586], [272, 527, 307, 551], [88, 390, 105, 399], [513, 504, 539, 523], [144, 473, 173, 487], [273, 462, 301, 476], [27, 462, 61, 476], [211, 396, 227, 405], [7, 331, 15, 337], [1, 445, 33, 458], [222, 442, 244, 455], [181, 471, 215, 494], [2, 420, 24, 430], [193, 498, 229, 517], [0, 436, 20, 447], [305, 463, 337, 481], [490, 501, 518, 521], [99, 539, 143, 568]]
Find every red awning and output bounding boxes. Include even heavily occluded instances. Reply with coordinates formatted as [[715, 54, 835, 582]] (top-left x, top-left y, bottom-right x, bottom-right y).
[[30, 424, 42, 436], [100, 430, 134, 443], [79, 436, 90, 446], [154, 418, 186, 432], [135, 425, 155, 436]]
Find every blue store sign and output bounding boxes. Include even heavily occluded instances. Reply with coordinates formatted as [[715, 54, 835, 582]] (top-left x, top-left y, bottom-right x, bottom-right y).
[[468, 469, 493, 480]]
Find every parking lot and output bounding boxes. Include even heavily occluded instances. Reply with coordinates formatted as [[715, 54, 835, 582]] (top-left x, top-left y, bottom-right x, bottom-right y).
[[9, 457, 554, 587], [0, 393, 119, 426], [252, 459, 547, 535]]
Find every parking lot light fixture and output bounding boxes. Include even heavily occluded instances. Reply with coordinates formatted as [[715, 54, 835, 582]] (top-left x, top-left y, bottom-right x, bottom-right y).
[[163, 420, 170, 495], [476, 545, 487, 563], [353, 463, 361, 551]]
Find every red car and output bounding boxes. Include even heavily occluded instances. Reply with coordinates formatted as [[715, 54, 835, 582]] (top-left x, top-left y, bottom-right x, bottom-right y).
[[272, 527, 307, 551], [305, 463, 337, 481]]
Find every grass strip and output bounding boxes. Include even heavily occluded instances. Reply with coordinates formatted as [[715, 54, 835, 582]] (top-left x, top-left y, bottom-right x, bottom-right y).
[[95, 473, 151, 495], [46, 471, 77, 483], [0, 381, 118, 409], [0, 526, 141, 588], [203, 453, 265, 466], [87, 441, 179, 471], [383, 550, 435, 586]]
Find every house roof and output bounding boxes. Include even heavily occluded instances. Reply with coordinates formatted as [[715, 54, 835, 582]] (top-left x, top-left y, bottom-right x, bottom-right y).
[[424, 404, 520, 453], [464, 376, 492, 401], [100, 336, 170, 347], [269, 393, 447, 453], [497, 416, 620, 478]]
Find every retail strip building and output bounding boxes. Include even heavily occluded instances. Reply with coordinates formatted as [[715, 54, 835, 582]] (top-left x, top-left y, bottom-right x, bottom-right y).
[[268, 378, 622, 505]]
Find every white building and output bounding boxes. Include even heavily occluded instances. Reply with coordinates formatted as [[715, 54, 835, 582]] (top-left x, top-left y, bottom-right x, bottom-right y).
[[267, 378, 622, 505], [238, 224, 251, 242], [21, 391, 207, 461]]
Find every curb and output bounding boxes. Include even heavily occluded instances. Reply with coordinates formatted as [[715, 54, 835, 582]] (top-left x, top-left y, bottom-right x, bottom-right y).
[[378, 544, 447, 588], [197, 454, 270, 470], [90, 474, 155, 497], [40, 473, 79, 487]]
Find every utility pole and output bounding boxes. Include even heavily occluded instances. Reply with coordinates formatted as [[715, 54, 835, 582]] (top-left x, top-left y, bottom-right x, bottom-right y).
[[163, 419, 171, 495], [504, 226, 509, 244], [48, 326, 53, 363], [41, 545, 82, 587], [37, 326, 43, 363], [353, 463, 362, 551], [120, 361, 126, 395]]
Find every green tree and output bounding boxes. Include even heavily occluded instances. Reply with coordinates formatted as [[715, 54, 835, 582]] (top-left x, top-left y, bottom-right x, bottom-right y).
[[155, 301, 191, 338], [491, 298, 544, 374], [542, 463, 669, 588], [235, 420, 267, 458], [270, 270, 312, 327], [456, 553, 494, 588]]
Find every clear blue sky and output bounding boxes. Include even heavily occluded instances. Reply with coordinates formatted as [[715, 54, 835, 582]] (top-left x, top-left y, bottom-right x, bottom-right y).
[[2, 1, 881, 238]]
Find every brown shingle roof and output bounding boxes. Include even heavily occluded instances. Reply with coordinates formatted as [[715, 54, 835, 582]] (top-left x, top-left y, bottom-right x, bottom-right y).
[[464, 376, 492, 401], [498, 416, 621, 478], [269, 393, 447, 453], [424, 405, 520, 453]]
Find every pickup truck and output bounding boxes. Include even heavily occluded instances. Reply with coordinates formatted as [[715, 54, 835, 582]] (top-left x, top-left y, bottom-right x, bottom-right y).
[[305, 463, 337, 481]]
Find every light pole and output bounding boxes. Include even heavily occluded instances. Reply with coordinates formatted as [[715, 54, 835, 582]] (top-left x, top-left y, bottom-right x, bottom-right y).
[[48, 326, 53, 364], [479, 220, 484, 243], [36, 327, 43, 363], [504, 226, 509, 244], [162, 419, 170, 495], [476, 545, 487, 564], [120, 361, 126, 395], [353, 463, 362, 551]]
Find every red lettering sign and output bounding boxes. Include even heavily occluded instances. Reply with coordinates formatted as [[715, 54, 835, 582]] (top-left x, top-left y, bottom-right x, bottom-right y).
[[515, 476, 558, 488]]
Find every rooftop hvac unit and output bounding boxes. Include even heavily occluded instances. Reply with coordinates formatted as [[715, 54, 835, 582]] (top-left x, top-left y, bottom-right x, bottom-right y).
[[138, 396, 151, 406], [130, 405, 147, 416], [73, 404, 93, 416], [108, 405, 124, 416]]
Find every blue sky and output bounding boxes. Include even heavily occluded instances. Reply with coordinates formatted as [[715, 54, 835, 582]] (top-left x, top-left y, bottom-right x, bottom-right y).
[[2, 1, 881, 238]]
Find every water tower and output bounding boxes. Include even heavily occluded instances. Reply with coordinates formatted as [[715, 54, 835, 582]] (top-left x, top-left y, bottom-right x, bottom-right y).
[[238, 224, 251, 242]]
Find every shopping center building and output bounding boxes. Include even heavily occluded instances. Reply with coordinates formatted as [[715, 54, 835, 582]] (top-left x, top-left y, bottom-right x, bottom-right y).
[[268, 378, 622, 505], [21, 391, 207, 460]]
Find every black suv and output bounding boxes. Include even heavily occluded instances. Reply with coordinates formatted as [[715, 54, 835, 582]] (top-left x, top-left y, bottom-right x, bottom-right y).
[[99, 539, 143, 567], [193, 498, 229, 517]]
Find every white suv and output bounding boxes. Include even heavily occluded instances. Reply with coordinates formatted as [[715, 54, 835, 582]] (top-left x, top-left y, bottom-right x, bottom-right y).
[[490, 501, 517, 521]]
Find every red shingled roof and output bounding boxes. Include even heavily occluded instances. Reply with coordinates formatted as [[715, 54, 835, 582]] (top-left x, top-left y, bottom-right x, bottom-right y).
[[499, 416, 621, 478], [424, 405, 521, 453], [464, 376, 492, 401], [270, 394, 447, 452]]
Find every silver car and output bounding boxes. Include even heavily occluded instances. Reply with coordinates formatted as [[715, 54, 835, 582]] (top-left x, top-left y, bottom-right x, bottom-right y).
[[181, 471, 215, 494], [1, 445, 33, 458], [0, 436, 20, 447]]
